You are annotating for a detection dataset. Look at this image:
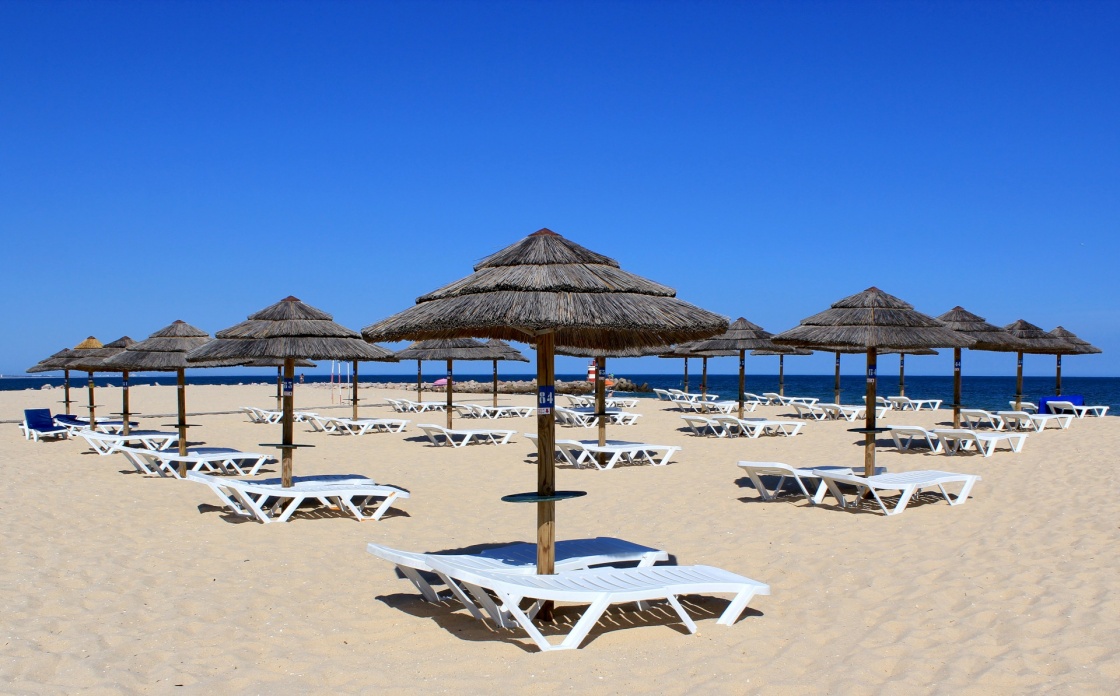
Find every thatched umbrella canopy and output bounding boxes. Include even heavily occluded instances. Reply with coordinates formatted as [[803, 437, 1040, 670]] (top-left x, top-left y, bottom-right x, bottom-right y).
[[687, 318, 776, 418], [27, 348, 77, 415], [103, 321, 238, 466], [483, 340, 529, 407], [393, 338, 515, 427], [58, 337, 104, 428], [773, 287, 974, 477], [936, 307, 1029, 425], [187, 297, 395, 487], [362, 228, 726, 597], [1048, 327, 1102, 396], [1003, 320, 1076, 409], [751, 345, 812, 397], [67, 337, 138, 434]]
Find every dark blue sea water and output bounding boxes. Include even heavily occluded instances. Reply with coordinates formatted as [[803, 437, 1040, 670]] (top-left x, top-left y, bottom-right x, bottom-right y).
[[5, 373, 1117, 413]]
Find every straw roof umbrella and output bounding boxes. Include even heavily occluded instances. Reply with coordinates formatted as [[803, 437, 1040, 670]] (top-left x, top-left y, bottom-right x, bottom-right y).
[[750, 345, 811, 397], [1002, 320, 1075, 410], [27, 348, 77, 414], [67, 337, 137, 434], [484, 340, 530, 407], [1047, 327, 1102, 396], [187, 297, 394, 487], [687, 318, 777, 418], [362, 228, 726, 603], [773, 287, 974, 477], [936, 307, 1029, 426], [57, 337, 104, 429], [394, 338, 513, 428], [103, 321, 239, 471]]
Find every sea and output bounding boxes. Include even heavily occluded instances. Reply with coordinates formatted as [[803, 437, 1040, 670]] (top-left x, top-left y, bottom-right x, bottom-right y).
[[3, 373, 1117, 413]]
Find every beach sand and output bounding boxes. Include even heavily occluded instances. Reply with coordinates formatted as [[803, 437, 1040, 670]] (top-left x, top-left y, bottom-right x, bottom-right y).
[[1, 383, 1118, 693]]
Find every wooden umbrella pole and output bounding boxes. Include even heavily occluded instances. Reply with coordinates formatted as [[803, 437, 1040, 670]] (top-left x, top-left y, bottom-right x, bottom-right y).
[[282, 358, 295, 488], [416, 362, 423, 402], [683, 358, 689, 393], [899, 354, 906, 397], [492, 359, 499, 408], [352, 360, 359, 420], [953, 348, 962, 428], [778, 355, 785, 397], [64, 369, 72, 415], [834, 352, 841, 404], [122, 370, 131, 436], [596, 357, 607, 463], [1014, 351, 1024, 411], [1055, 354, 1062, 396], [445, 359, 453, 429], [177, 368, 188, 476], [700, 357, 708, 413], [535, 331, 556, 621], [737, 349, 745, 419], [275, 367, 282, 411], [87, 371, 96, 430], [864, 347, 878, 478]]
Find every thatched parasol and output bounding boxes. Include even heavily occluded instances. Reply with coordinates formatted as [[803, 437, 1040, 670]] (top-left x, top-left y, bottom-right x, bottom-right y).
[[187, 297, 395, 487], [394, 338, 514, 428], [1048, 327, 1102, 396], [362, 228, 726, 605], [773, 287, 974, 477], [67, 337, 137, 434], [103, 321, 239, 471], [750, 345, 811, 397], [483, 340, 530, 407], [686, 318, 777, 418], [1003, 320, 1076, 409], [57, 337, 104, 429], [27, 348, 77, 414], [936, 307, 1029, 425]]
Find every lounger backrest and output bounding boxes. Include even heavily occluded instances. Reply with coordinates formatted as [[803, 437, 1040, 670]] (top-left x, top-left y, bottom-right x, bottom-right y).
[[25, 409, 57, 431]]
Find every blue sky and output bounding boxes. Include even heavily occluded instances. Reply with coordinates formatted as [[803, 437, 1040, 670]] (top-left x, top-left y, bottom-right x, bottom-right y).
[[2, 0, 1117, 378]]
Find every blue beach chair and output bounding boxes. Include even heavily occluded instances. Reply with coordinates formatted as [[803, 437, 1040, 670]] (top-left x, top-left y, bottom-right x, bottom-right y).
[[20, 409, 69, 441]]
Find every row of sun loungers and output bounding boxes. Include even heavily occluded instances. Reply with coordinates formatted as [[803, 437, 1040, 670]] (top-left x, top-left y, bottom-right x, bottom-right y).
[[564, 394, 640, 409], [306, 414, 410, 435], [418, 424, 516, 447], [889, 426, 1028, 456], [680, 415, 803, 438], [189, 472, 409, 523], [524, 433, 680, 468], [385, 398, 447, 413], [453, 403, 536, 419], [555, 406, 641, 427], [367, 538, 769, 652]]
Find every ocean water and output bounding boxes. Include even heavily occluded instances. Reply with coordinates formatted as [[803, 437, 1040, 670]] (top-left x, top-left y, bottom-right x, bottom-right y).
[[4, 373, 1117, 414]]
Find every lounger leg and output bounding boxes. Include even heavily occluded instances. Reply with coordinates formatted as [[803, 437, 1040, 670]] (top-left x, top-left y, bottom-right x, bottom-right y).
[[558, 595, 614, 651], [274, 495, 307, 523], [435, 576, 490, 624], [716, 589, 759, 626], [664, 594, 697, 634], [885, 484, 917, 515]]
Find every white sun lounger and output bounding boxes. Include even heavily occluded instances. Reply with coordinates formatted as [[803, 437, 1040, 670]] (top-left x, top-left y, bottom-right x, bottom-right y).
[[819, 403, 867, 421], [888, 425, 943, 453], [78, 429, 179, 455], [418, 557, 769, 652], [996, 410, 1073, 431], [188, 471, 408, 523], [792, 402, 830, 420], [1046, 400, 1110, 418], [333, 417, 409, 435], [419, 424, 515, 447], [1010, 401, 1039, 413], [653, 389, 673, 401], [960, 409, 1006, 431], [814, 469, 981, 516], [888, 396, 943, 411], [713, 416, 804, 438], [737, 462, 854, 503], [680, 415, 729, 437], [401, 400, 446, 413], [120, 446, 274, 477], [932, 429, 1028, 457], [241, 406, 273, 423], [367, 537, 668, 611], [605, 397, 640, 409], [554, 439, 680, 469]]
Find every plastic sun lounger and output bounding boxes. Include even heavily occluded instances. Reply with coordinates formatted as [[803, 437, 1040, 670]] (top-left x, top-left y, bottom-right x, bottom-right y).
[[820, 403, 866, 422], [335, 418, 409, 435], [418, 556, 770, 652], [554, 440, 680, 469], [960, 409, 1006, 431], [653, 389, 673, 401], [605, 397, 640, 409], [403, 400, 446, 413], [1047, 400, 1110, 418], [713, 416, 803, 438], [814, 469, 981, 516], [121, 446, 274, 477], [888, 425, 943, 453], [418, 424, 515, 447], [78, 429, 178, 455], [241, 406, 272, 423], [888, 397, 943, 411], [931, 429, 1028, 457], [1009, 401, 1039, 413], [20, 409, 69, 441], [738, 462, 854, 503], [681, 415, 728, 437], [367, 537, 669, 612], [792, 402, 830, 421], [996, 410, 1074, 432], [188, 472, 408, 523]]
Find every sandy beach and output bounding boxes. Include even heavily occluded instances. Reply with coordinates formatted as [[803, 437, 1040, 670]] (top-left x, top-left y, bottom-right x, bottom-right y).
[[2, 382, 1118, 693]]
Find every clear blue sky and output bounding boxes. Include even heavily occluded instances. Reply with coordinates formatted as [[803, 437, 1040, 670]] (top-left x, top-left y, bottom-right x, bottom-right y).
[[2, 0, 1117, 378]]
